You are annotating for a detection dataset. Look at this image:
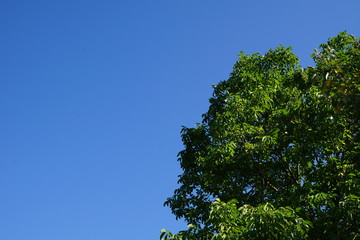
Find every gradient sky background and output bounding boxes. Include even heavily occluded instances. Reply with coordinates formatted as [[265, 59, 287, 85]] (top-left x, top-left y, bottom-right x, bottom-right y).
[[0, 0, 359, 239]]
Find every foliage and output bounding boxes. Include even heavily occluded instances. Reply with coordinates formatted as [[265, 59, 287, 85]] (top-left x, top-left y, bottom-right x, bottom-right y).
[[162, 32, 360, 239]]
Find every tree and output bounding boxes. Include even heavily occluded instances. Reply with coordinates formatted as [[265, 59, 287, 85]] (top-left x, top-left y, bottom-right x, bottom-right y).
[[161, 32, 360, 240]]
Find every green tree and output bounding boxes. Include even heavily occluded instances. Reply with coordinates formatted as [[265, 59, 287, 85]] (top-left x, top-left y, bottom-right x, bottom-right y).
[[162, 32, 360, 240]]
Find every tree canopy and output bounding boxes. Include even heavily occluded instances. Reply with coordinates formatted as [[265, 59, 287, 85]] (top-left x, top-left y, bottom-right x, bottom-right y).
[[161, 32, 360, 240]]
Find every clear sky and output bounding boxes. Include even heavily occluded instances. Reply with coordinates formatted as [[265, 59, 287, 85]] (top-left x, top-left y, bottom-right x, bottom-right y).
[[0, 0, 359, 239]]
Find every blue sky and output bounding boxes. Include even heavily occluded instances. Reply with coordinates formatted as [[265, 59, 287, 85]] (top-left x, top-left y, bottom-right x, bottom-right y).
[[0, 0, 359, 239]]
